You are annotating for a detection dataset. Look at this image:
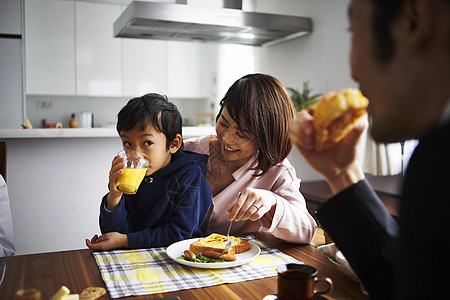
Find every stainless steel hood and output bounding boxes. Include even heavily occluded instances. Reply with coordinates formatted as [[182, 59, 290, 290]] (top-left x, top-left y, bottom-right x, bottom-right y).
[[113, 1, 312, 46]]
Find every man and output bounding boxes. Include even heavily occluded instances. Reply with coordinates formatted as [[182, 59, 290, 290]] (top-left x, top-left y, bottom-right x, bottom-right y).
[[290, 0, 450, 299]]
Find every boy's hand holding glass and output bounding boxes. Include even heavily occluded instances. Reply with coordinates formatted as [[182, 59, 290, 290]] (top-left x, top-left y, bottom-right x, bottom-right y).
[[115, 150, 150, 194]]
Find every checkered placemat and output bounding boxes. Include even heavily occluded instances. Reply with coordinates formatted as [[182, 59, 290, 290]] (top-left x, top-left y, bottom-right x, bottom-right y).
[[93, 236, 300, 298]]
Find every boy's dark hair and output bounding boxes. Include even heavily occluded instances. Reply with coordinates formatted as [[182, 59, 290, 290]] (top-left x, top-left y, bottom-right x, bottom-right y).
[[117, 93, 182, 150]]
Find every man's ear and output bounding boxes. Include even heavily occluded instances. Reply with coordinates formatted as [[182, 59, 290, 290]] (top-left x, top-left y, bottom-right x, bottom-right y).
[[169, 134, 182, 154], [399, 0, 434, 52]]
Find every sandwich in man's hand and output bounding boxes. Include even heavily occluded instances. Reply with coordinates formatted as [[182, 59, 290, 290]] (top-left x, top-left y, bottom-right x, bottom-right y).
[[313, 88, 369, 152]]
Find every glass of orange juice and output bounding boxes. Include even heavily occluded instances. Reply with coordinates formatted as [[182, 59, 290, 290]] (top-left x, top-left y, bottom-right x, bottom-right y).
[[116, 150, 150, 194]]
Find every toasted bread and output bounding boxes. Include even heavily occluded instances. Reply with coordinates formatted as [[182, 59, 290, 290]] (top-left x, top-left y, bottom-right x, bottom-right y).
[[314, 88, 369, 152], [189, 233, 251, 261]]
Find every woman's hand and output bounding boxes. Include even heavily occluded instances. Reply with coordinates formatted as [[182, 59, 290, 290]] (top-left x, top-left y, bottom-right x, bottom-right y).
[[290, 108, 366, 193], [227, 188, 276, 222], [85, 232, 128, 251], [106, 155, 126, 211]]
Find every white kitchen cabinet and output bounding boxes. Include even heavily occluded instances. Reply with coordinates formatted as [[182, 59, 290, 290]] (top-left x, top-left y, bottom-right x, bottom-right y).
[[122, 39, 168, 97], [24, 0, 75, 95], [24, 0, 214, 99], [166, 41, 212, 99], [0, 38, 24, 129], [76, 2, 122, 96], [124, 39, 215, 99], [0, 0, 22, 35]]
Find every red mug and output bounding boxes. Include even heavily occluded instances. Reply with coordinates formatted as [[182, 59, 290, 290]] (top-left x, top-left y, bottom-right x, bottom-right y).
[[277, 263, 333, 300]]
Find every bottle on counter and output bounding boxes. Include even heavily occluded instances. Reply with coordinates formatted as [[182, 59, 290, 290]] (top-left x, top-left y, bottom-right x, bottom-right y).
[[69, 113, 78, 128]]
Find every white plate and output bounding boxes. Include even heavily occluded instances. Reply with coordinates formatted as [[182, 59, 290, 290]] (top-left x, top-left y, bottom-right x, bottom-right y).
[[166, 237, 260, 269]]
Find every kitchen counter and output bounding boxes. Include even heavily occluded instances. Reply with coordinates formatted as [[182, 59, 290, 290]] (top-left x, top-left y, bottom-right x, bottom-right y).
[[0, 126, 216, 139]]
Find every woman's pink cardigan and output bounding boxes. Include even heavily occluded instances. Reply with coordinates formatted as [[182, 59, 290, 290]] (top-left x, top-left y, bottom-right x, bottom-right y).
[[184, 135, 316, 244]]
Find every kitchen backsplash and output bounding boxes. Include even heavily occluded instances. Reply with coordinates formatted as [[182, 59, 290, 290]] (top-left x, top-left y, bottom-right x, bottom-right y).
[[26, 95, 215, 129]]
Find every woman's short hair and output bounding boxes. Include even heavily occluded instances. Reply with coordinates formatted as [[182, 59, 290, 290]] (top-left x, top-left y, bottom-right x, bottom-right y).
[[117, 93, 182, 150], [217, 73, 295, 176]]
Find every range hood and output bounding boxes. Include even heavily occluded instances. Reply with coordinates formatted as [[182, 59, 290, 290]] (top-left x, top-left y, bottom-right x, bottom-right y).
[[113, 1, 312, 46]]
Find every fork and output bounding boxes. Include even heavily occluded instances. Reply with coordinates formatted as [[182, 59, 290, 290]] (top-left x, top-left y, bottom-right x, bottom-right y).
[[220, 221, 233, 256], [220, 192, 241, 256]]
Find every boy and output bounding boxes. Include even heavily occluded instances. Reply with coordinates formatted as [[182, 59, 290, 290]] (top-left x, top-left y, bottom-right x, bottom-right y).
[[86, 93, 212, 250]]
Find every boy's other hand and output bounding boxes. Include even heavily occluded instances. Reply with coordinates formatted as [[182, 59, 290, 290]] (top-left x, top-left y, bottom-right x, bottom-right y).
[[85, 232, 128, 251]]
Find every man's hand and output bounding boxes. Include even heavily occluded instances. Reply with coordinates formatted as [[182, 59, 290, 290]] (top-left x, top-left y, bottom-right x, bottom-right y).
[[290, 108, 366, 193]]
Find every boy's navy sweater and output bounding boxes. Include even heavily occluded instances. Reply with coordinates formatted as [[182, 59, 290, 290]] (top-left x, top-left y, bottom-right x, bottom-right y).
[[99, 150, 212, 248]]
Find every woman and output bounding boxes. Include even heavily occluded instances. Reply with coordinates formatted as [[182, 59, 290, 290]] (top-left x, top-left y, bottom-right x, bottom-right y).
[[184, 73, 316, 243]]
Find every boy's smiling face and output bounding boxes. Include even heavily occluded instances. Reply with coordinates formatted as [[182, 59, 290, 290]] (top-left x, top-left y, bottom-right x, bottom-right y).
[[120, 123, 181, 176]]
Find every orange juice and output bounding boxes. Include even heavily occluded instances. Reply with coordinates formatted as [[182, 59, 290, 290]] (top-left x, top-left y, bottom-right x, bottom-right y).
[[117, 168, 147, 194]]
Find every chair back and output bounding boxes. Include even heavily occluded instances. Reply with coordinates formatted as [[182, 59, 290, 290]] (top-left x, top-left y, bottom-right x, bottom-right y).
[[0, 141, 6, 182]]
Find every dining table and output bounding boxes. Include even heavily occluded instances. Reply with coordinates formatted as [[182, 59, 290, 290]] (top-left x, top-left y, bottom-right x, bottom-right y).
[[0, 230, 370, 299]]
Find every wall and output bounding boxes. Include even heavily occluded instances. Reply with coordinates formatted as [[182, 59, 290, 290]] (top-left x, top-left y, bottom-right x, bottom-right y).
[[257, 0, 353, 93]]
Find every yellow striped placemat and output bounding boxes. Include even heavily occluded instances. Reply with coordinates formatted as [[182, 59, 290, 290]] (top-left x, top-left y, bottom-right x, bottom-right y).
[[93, 236, 300, 298]]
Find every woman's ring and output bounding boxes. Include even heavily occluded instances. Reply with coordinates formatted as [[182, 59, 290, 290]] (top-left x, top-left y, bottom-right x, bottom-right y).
[[252, 204, 259, 210]]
